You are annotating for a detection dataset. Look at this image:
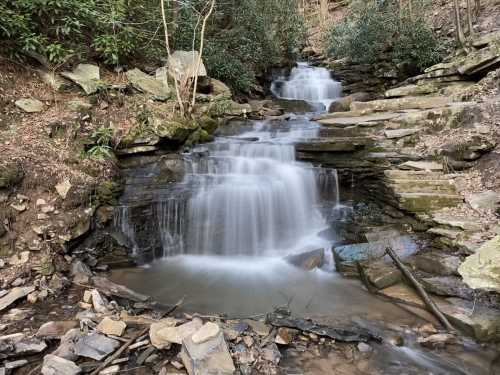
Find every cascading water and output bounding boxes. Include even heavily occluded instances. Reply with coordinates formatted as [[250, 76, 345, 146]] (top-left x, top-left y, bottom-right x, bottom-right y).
[[271, 62, 342, 110]]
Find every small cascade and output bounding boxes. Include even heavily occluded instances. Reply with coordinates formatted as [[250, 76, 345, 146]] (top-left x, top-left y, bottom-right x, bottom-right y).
[[113, 206, 138, 256], [271, 62, 342, 110], [156, 199, 187, 257], [317, 168, 340, 206]]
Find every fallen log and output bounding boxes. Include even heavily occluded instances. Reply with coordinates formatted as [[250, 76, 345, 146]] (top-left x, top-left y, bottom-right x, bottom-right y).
[[266, 313, 382, 343], [385, 247, 455, 332]]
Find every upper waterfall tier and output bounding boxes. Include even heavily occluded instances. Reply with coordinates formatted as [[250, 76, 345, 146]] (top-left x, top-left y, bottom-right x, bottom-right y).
[[271, 62, 342, 110]]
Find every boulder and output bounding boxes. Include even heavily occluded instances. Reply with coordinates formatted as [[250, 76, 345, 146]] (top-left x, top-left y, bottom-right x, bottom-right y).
[[458, 236, 500, 292], [224, 101, 252, 117], [168, 51, 207, 82], [150, 318, 201, 349], [328, 92, 371, 113], [15, 98, 45, 113], [0, 286, 36, 312], [74, 333, 120, 360], [180, 324, 235, 375], [41, 355, 81, 375], [210, 79, 232, 98], [362, 261, 402, 289], [285, 249, 325, 270], [466, 191, 500, 211], [420, 276, 474, 300], [414, 253, 461, 276], [126, 68, 171, 99], [61, 64, 102, 95], [153, 119, 198, 143], [458, 43, 500, 75], [191, 322, 220, 344]]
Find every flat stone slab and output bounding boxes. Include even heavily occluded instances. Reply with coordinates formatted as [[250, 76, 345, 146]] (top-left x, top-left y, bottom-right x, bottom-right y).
[[42, 355, 81, 375], [0, 286, 36, 311], [466, 190, 500, 210], [398, 161, 443, 171], [414, 253, 461, 276], [74, 333, 120, 360], [317, 112, 401, 126], [15, 98, 44, 113], [384, 128, 419, 139], [295, 138, 370, 152], [126, 68, 171, 99], [397, 192, 463, 212], [61, 64, 101, 95], [351, 96, 453, 113], [385, 84, 437, 98], [431, 214, 482, 231]]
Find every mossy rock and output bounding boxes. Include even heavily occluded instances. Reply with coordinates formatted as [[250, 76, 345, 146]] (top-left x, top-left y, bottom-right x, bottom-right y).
[[96, 180, 124, 206], [154, 119, 198, 143], [198, 115, 219, 134], [0, 163, 23, 189], [185, 127, 214, 147]]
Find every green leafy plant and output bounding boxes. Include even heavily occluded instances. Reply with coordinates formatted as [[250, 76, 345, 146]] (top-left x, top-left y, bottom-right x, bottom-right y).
[[86, 125, 113, 160]]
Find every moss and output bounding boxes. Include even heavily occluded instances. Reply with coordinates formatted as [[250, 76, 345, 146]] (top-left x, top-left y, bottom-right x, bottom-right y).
[[198, 115, 219, 134], [95, 180, 124, 206], [185, 127, 214, 148]]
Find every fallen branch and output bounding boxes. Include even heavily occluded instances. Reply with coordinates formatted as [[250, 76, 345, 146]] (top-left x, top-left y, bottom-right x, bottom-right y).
[[90, 326, 149, 375], [385, 247, 455, 332]]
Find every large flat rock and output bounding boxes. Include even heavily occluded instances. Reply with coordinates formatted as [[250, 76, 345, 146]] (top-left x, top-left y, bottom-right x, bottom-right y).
[[396, 192, 463, 212], [351, 96, 453, 113], [398, 161, 443, 171], [61, 64, 101, 95], [317, 112, 401, 126], [126, 68, 171, 99], [0, 286, 36, 311], [295, 137, 370, 152]]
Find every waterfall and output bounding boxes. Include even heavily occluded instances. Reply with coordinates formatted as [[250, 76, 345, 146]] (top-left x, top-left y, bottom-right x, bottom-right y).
[[271, 62, 342, 110]]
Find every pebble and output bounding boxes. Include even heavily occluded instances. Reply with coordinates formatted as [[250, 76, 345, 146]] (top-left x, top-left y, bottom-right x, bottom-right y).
[[357, 342, 372, 353]]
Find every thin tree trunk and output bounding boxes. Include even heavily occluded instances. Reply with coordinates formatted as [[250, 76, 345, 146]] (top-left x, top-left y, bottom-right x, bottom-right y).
[[474, 0, 481, 17], [191, 0, 216, 111], [466, 0, 475, 37], [319, 0, 328, 28], [453, 0, 467, 50], [161, 0, 185, 117]]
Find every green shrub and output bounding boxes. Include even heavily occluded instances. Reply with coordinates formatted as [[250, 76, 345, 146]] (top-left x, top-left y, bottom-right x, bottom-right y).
[[326, 0, 442, 73]]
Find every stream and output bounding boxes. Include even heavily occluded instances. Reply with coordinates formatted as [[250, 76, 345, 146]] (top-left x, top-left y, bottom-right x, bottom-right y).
[[111, 63, 497, 374]]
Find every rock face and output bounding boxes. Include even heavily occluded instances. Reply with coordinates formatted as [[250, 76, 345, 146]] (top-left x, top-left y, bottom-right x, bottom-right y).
[[15, 98, 45, 113], [459, 236, 500, 292], [61, 64, 101, 95], [168, 51, 207, 82], [126, 68, 171, 99], [42, 355, 81, 375], [180, 323, 235, 375]]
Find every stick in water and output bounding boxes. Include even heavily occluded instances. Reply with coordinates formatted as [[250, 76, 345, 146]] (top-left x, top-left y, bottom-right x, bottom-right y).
[[385, 247, 455, 332]]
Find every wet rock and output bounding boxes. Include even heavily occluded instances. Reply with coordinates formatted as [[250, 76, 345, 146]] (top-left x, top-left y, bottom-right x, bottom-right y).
[[285, 248, 325, 270], [387, 335, 404, 346], [275, 327, 297, 345], [420, 276, 474, 300], [180, 324, 235, 375], [363, 261, 402, 289], [168, 51, 207, 82], [61, 64, 102, 95], [150, 318, 201, 349], [0, 286, 36, 312], [126, 68, 171, 99], [333, 236, 417, 275], [92, 277, 149, 302], [36, 321, 79, 339], [97, 317, 126, 337], [417, 333, 457, 348], [466, 191, 500, 211], [74, 333, 120, 360], [261, 343, 282, 364], [414, 253, 461, 276], [266, 313, 381, 343], [458, 236, 500, 292], [55, 180, 72, 199], [42, 354, 81, 375], [15, 98, 45, 113]]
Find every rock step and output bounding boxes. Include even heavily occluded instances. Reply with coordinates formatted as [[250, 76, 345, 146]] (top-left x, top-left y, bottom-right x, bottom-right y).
[[384, 170, 450, 180], [396, 192, 463, 212], [295, 137, 373, 153], [387, 180, 457, 194]]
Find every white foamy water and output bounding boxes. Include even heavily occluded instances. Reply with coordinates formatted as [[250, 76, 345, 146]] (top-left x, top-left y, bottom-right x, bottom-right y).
[[271, 62, 342, 110]]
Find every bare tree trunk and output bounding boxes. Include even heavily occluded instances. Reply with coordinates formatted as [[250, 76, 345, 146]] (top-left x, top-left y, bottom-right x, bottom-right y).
[[466, 0, 475, 37], [161, 0, 185, 117], [191, 0, 216, 111], [453, 0, 467, 50], [319, 0, 328, 28], [474, 0, 481, 17]]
